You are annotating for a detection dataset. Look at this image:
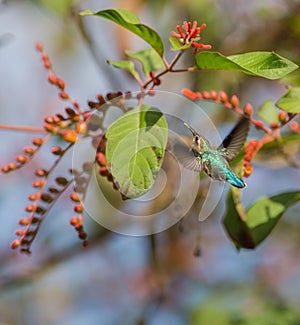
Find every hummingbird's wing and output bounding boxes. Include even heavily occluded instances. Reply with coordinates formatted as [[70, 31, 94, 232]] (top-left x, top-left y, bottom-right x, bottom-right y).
[[217, 117, 250, 161], [172, 141, 202, 172]]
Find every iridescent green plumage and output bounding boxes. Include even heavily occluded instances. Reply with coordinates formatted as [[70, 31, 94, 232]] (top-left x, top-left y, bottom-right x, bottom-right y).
[[175, 117, 250, 188]]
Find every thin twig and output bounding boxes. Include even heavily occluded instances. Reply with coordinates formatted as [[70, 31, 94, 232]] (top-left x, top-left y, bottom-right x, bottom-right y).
[[0, 125, 46, 133]]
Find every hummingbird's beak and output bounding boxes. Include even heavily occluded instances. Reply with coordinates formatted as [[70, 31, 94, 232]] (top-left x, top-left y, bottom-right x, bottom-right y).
[[184, 122, 197, 136]]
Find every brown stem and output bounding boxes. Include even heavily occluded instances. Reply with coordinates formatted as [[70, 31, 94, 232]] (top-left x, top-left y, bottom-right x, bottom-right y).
[[0, 125, 46, 133]]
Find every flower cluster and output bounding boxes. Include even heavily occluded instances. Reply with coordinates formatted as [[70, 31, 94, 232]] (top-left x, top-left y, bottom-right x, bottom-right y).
[[171, 21, 212, 51], [243, 140, 261, 178], [1, 137, 46, 173]]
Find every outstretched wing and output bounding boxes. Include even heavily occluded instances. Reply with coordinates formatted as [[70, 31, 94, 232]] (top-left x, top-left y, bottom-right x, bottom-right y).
[[217, 117, 250, 161], [172, 141, 202, 172]]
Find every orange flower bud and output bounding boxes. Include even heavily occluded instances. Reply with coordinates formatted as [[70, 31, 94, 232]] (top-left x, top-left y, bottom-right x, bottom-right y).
[[35, 42, 43, 52], [24, 147, 35, 155], [48, 73, 56, 84], [230, 95, 239, 108], [278, 111, 286, 123], [11, 239, 22, 249], [74, 205, 83, 213], [243, 164, 253, 178], [63, 130, 77, 143], [70, 193, 81, 202], [202, 91, 211, 99], [255, 120, 264, 129], [76, 121, 87, 134], [70, 216, 80, 225], [210, 90, 218, 100], [32, 137, 43, 147], [219, 91, 228, 103], [244, 103, 253, 116], [59, 91, 69, 100], [56, 78, 65, 90], [16, 155, 28, 164], [96, 152, 107, 166]]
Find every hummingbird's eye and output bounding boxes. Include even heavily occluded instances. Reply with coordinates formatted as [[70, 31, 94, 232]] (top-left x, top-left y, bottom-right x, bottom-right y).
[[194, 136, 200, 144]]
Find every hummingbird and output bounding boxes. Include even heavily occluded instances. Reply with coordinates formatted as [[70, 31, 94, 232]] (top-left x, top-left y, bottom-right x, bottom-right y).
[[174, 117, 250, 188]]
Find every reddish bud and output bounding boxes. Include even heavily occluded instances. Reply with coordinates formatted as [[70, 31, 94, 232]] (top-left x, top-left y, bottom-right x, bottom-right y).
[[107, 173, 113, 182], [19, 218, 31, 225], [44, 123, 55, 133], [75, 224, 83, 231], [25, 205, 35, 212], [74, 204, 83, 213], [8, 162, 17, 170], [181, 88, 202, 100], [210, 90, 218, 101], [32, 180, 45, 188], [70, 193, 81, 202], [192, 43, 212, 49], [47, 73, 56, 84], [35, 42, 43, 52], [65, 107, 75, 116], [70, 217, 80, 226], [244, 103, 253, 116], [230, 95, 239, 108], [73, 101, 80, 109], [270, 122, 278, 129], [219, 91, 228, 103], [278, 111, 286, 123], [244, 154, 252, 162], [51, 146, 63, 155], [83, 240, 89, 247], [243, 164, 253, 178], [63, 130, 77, 143], [59, 91, 69, 100], [24, 147, 35, 156], [99, 166, 108, 176], [1, 166, 10, 173], [78, 231, 87, 240], [290, 121, 300, 133], [96, 152, 107, 166], [35, 169, 47, 177], [11, 239, 22, 249], [76, 121, 87, 134], [202, 91, 211, 99], [28, 193, 39, 201], [56, 78, 65, 90], [255, 120, 264, 129], [32, 137, 43, 147], [16, 155, 28, 164], [15, 229, 25, 236], [41, 53, 48, 61]]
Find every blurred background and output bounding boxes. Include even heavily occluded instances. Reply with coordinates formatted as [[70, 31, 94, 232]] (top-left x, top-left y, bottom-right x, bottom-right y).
[[1, 0, 300, 324]]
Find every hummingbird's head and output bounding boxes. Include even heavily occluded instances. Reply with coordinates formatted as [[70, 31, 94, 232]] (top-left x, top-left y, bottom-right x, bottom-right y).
[[183, 122, 207, 154]]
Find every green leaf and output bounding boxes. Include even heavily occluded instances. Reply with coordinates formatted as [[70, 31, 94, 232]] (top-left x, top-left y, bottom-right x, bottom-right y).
[[276, 86, 300, 113], [169, 36, 191, 51], [195, 51, 298, 79], [107, 59, 140, 80], [105, 105, 168, 198], [80, 9, 164, 57], [125, 48, 165, 77], [257, 99, 280, 123], [224, 190, 300, 249]]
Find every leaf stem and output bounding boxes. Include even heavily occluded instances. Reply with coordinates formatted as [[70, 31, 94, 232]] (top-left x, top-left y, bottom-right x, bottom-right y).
[[0, 125, 46, 133]]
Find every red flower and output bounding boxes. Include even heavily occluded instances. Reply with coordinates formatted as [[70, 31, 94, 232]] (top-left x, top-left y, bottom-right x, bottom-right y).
[[171, 21, 211, 51]]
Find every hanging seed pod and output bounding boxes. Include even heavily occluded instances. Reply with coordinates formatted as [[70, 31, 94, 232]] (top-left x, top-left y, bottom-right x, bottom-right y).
[[55, 177, 68, 186], [41, 193, 53, 202]]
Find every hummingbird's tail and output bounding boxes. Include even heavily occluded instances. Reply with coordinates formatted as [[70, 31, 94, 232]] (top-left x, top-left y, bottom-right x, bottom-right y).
[[226, 170, 246, 188]]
